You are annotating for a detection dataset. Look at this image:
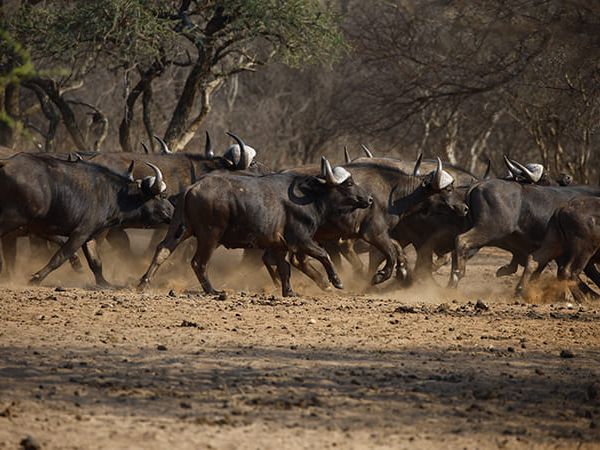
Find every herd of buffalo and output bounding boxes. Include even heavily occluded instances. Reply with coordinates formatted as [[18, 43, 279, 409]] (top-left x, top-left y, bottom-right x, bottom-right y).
[[0, 132, 598, 301]]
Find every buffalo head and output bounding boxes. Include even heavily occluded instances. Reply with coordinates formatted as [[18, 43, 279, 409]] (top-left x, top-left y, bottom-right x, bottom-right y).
[[224, 132, 257, 170], [124, 161, 173, 226], [293, 157, 373, 213], [503, 155, 544, 183], [316, 157, 373, 212], [413, 156, 455, 191]]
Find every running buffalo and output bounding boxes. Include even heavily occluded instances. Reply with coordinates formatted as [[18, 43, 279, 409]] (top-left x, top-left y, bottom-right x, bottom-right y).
[[449, 178, 600, 293], [0, 153, 173, 286], [138, 157, 375, 296], [518, 196, 600, 301]]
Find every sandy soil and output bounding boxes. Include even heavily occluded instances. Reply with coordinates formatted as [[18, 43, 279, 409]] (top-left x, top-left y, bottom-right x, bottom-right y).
[[1, 242, 599, 449]]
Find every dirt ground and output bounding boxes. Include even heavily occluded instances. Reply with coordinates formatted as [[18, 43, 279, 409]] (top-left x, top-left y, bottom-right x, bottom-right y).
[[1, 241, 600, 449]]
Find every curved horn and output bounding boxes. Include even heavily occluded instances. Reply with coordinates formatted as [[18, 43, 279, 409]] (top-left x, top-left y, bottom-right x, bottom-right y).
[[433, 157, 443, 189], [503, 155, 521, 176], [413, 153, 423, 176], [126, 160, 135, 182], [323, 157, 338, 185], [361, 144, 374, 158], [226, 131, 248, 169], [344, 146, 351, 164], [320, 156, 327, 177], [153, 135, 172, 154], [204, 131, 214, 159], [483, 159, 491, 179], [141, 142, 149, 154], [145, 162, 166, 194], [508, 158, 538, 183]]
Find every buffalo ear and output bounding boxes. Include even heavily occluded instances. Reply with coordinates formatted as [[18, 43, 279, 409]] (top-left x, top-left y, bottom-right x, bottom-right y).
[[298, 176, 325, 195]]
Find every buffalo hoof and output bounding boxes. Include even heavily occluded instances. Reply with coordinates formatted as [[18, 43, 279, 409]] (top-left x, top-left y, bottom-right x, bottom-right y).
[[396, 266, 409, 280], [513, 286, 525, 298], [331, 278, 344, 290], [95, 279, 114, 289], [29, 274, 42, 286], [371, 270, 391, 285], [496, 265, 516, 278], [209, 289, 226, 297], [282, 289, 297, 297], [137, 278, 150, 291]]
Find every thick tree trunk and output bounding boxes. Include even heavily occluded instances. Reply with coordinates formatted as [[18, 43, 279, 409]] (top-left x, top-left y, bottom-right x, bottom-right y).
[[141, 82, 154, 151], [164, 46, 215, 152], [28, 83, 60, 151], [0, 83, 20, 147], [119, 64, 162, 152]]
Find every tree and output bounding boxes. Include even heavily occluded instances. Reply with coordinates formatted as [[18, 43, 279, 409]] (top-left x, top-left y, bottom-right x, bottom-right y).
[[3, 0, 344, 152], [0, 29, 35, 146]]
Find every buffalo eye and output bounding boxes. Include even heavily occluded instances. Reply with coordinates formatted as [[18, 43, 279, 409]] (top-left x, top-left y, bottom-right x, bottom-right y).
[[345, 180, 354, 187]]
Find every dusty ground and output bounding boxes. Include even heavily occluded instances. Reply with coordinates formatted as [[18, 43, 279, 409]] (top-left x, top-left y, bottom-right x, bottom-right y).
[[1, 243, 600, 449]]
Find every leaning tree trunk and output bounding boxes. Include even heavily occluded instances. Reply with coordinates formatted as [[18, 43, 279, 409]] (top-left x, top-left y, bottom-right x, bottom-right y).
[[164, 45, 216, 152], [24, 78, 88, 151]]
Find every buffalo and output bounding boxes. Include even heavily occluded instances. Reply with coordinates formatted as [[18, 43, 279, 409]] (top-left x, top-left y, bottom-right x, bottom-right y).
[[448, 178, 600, 293], [0, 153, 173, 286], [139, 156, 374, 296], [518, 196, 600, 301]]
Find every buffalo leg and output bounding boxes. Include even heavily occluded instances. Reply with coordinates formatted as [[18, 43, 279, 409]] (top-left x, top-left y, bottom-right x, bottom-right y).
[[323, 240, 343, 270], [573, 277, 599, 300], [496, 255, 519, 277], [44, 235, 84, 273], [273, 249, 295, 297], [190, 239, 222, 295], [433, 253, 451, 272], [452, 228, 500, 288], [261, 250, 280, 286], [567, 253, 599, 300], [297, 240, 343, 289], [363, 234, 397, 285], [29, 233, 89, 285], [82, 240, 112, 287], [413, 244, 437, 283], [583, 264, 600, 292], [368, 248, 385, 276], [290, 253, 330, 290], [1, 233, 17, 279], [515, 254, 534, 296], [392, 240, 411, 284], [138, 227, 192, 288]]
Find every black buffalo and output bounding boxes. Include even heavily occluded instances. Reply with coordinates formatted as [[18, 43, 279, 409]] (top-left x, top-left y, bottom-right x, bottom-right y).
[[0, 153, 173, 285], [449, 178, 600, 292], [519, 196, 600, 301], [0, 133, 268, 279], [284, 155, 457, 287], [138, 157, 374, 296]]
